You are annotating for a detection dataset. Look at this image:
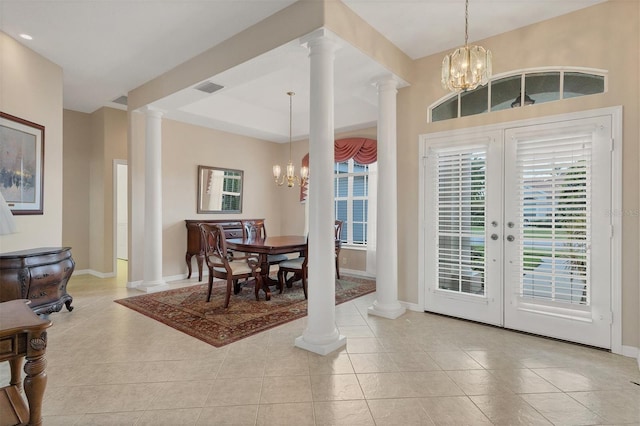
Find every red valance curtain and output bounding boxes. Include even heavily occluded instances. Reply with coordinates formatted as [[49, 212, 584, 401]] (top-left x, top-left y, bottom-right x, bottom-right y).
[[300, 137, 377, 202]]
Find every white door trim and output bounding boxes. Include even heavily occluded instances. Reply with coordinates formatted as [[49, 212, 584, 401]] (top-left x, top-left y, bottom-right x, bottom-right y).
[[418, 106, 622, 354]]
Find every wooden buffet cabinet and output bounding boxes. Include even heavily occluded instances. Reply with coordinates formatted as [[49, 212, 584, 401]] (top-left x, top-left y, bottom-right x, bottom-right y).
[[185, 219, 262, 281], [0, 247, 75, 316]]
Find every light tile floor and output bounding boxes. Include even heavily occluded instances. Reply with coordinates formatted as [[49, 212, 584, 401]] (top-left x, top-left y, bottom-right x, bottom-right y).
[[3, 263, 639, 425]]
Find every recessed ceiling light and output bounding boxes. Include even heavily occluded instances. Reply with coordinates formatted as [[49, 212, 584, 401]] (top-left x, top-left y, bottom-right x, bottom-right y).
[[19, 34, 33, 40]]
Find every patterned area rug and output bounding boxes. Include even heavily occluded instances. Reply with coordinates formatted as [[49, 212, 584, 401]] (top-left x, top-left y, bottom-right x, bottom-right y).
[[115, 276, 375, 347]]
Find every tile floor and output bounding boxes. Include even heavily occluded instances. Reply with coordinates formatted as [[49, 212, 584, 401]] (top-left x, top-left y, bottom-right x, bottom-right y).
[[2, 263, 639, 425]]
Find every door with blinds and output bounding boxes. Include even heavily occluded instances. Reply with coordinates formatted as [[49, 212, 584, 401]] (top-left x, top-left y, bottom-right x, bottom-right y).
[[423, 130, 503, 326], [503, 116, 612, 348], [423, 113, 613, 348]]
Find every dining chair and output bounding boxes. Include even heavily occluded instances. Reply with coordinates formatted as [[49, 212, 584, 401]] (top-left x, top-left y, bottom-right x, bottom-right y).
[[199, 223, 262, 308], [335, 220, 343, 279], [241, 219, 288, 270], [277, 240, 308, 299]]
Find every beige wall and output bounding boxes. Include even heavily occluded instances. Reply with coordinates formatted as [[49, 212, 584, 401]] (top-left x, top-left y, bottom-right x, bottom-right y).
[[158, 119, 285, 278], [62, 110, 91, 269], [0, 32, 64, 252], [63, 107, 127, 274], [396, 1, 639, 347]]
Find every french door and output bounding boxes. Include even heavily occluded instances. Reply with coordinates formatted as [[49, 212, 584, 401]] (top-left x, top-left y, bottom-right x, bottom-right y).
[[423, 113, 614, 348]]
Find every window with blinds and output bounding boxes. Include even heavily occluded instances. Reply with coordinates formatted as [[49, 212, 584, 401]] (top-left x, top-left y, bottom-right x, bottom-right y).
[[434, 147, 487, 295], [516, 133, 591, 305], [334, 159, 371, 245]]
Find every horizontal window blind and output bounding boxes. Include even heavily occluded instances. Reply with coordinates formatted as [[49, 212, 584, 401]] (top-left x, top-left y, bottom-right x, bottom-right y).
[[516, 134, 592, 305], [432, 146, 487, 295]]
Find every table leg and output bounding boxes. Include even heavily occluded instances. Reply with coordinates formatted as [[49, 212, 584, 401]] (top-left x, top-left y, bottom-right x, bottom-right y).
[[185, 252, 193, 279], [196, 254, 204, 282], [24, 331, 47, 426], [9, 357, 23, 390], [258, 254, 271, 301]]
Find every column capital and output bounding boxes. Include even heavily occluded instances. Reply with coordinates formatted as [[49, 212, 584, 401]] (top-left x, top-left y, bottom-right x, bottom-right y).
[[140, 105, 166, 117], [372, 75, 400, 92], [300, 27, 341, 53]]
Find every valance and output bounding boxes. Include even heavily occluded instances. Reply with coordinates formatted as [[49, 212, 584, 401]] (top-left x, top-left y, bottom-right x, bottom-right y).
[[300, 137, 377, 202], [334, 137, 377, 164]]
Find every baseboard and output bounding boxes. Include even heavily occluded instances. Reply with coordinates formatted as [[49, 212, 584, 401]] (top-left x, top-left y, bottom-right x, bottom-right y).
[[73, 269, 115, 278], [620, 345, 640, 369], [340, 268, 375, 279], [399, 300, 422, 312]]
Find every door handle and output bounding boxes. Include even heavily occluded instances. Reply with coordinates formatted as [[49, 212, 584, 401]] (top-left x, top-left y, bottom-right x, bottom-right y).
[[491, 233, 499, 240], [507, 235, 515, 242]]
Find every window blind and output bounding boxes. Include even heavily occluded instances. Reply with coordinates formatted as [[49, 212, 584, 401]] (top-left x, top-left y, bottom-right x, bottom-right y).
[[433, 146, 487, 295], [516, 133, 592, 305]]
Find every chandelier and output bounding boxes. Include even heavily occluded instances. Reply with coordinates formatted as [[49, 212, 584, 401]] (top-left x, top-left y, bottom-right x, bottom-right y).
[[441, 0, 492, 92], [273, 91, 308, 187]]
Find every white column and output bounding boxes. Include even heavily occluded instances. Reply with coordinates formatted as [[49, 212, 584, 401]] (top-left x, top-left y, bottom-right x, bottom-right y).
[[295, 29, 346, 355], [368, 77, 406, 319], [138, 107, 169, 292]]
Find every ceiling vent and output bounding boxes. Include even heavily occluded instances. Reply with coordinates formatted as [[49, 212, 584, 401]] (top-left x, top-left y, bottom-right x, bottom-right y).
[[195, 81, 224, 94], [112, 95, 128, 106]]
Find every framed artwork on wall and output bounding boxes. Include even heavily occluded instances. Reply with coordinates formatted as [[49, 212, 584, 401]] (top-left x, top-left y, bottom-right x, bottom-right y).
[[0, 112, 45, 215]]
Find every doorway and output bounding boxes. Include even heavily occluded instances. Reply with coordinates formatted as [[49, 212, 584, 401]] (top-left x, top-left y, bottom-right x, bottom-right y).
[[420, 109, 620, 349], [115, 161, 128, 270]]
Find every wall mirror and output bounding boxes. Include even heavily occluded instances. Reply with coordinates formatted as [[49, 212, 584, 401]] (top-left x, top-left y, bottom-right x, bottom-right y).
[[197, 165, 243, 213]]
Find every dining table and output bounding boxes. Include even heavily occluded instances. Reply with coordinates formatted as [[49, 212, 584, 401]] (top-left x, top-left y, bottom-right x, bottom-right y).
[[225, 235, 307, 301]]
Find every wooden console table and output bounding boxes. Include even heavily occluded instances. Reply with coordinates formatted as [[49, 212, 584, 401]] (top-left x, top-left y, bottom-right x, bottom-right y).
[[0, 247, 75, 316], [0, 299, 52, 426]]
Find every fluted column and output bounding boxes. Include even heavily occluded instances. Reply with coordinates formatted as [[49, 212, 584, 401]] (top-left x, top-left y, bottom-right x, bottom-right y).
[[368, 77, 406, 319], [138, 107, 169, 292], [295, 29, 346, 355]]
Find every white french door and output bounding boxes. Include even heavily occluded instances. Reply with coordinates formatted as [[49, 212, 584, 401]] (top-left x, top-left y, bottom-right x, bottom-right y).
[[423, 130, 503, 326], [423, 112, 615, 348]]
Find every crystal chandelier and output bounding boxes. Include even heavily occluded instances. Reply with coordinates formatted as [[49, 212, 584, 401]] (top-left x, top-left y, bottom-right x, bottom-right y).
[[441, 0, 492, 92], [273, 91, 308, 187]]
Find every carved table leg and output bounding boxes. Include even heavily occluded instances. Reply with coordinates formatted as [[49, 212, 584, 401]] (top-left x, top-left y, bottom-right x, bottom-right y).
[[258, 254, 271, 301], [8, 356, 23, 390], [24, 330, 48, 426], [185, 253, 193, 279]]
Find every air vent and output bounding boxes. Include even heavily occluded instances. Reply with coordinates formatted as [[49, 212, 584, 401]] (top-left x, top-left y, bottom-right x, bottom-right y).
[[112, 95, 128, 106], [194, 81, 224, 94]]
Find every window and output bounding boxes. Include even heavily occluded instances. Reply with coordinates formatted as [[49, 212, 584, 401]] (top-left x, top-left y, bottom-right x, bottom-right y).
[[334, 159, 372, 245], [430, 68, 607, 122]]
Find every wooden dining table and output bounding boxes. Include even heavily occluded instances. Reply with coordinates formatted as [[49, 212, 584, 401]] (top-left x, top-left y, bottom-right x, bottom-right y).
[[226, 235, 307, 301]]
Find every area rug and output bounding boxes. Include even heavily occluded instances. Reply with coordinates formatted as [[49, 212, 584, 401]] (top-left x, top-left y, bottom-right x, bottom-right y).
[[115, 276, 375, 347]]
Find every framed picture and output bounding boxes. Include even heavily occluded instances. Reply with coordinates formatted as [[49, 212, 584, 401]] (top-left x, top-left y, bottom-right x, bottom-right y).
[[197, 165, 243, 214], [0, 112, 45, 215]]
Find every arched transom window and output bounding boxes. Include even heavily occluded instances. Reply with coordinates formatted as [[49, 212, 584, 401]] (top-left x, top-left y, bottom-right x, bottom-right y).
[[429, 68, 607, 122]]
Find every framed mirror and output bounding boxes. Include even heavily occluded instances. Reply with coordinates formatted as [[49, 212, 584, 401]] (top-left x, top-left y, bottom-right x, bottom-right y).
[[197, 165, 243, 213]]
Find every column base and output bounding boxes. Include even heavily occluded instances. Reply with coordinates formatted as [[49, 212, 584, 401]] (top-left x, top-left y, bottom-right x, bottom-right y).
[[137, 280, 169, 293], [295, 334, 346, 356], [368, 300, 406, 319]]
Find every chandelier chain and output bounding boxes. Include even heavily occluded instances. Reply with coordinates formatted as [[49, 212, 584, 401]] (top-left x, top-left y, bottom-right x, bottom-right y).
[[464, 0, 469, 46]]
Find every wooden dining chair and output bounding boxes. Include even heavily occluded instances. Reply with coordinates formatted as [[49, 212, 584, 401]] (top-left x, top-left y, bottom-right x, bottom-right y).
[[277, 240, 308, 299], [199, 223, 263, 308], [335, 220, 343, 279], [241, 219, 288, 270]]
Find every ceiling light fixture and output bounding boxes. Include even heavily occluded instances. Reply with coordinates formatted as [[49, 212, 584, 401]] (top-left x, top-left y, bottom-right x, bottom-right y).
[[19, 33, 33, 40], [441, 0, 492, 92], [273, 91, 308, 188]]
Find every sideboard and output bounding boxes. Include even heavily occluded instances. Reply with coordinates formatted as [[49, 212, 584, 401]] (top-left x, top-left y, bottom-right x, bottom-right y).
[[0, 247, 75, 316], [185, 219, 263, 281]]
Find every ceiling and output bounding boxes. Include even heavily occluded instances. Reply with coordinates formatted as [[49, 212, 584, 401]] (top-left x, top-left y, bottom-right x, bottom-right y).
[[0, 0, 605, 143]]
